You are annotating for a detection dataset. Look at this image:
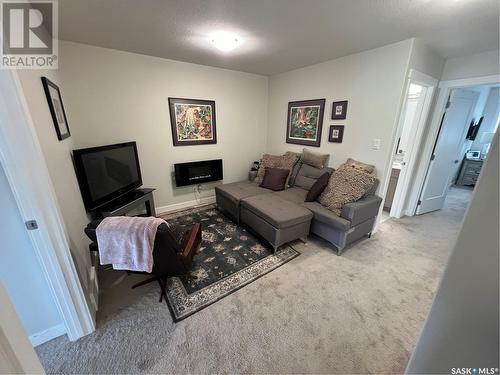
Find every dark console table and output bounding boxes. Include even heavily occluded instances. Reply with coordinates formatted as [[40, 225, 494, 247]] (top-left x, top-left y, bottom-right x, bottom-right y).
[[456, 158, 483, 186], [92, 188, 156, 219]]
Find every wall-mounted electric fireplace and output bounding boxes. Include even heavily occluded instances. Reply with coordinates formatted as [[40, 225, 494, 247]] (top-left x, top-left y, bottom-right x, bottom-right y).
[[174, 159, 223, 187]]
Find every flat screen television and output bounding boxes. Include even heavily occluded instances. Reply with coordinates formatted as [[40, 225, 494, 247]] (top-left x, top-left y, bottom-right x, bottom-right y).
[[72, 142, 142, 212]]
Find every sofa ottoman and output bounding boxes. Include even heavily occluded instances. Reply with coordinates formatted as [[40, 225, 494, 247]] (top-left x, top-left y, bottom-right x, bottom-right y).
[[240, 193, 313, 252], [215, 181, 271, 223]]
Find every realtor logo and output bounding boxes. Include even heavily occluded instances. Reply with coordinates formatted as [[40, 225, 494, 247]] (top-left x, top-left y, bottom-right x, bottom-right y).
[[1, 0, 58, 69]]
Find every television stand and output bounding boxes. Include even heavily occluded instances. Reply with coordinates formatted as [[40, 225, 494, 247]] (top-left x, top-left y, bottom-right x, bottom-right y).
[[92, 188, 156, 219]]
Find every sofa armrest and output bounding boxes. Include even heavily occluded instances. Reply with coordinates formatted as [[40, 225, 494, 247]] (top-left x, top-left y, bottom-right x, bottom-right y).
[[341, 195, 382, 227]]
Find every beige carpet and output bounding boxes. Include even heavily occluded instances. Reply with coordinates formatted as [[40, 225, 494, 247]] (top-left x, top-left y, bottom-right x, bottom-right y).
[[36, 187, 472, 374]]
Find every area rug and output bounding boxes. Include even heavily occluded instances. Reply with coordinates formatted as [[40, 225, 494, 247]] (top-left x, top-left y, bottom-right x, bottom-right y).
[[161, 205, 299, 321]]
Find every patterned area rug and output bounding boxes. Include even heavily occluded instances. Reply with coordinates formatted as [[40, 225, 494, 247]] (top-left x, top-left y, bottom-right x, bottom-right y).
[[161, 205, 299, 321]]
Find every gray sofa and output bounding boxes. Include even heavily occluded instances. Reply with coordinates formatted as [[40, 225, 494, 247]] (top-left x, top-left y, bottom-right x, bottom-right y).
[[215, 162, 382, 255]]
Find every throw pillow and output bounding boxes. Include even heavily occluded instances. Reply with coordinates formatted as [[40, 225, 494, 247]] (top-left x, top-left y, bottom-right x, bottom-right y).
[[255, 152, 300, 184], [301, 148, 329, 169], [259, 168, 290, 191], [305, 172, 330, 202], [345, 158, 376, 175], [318, 164, 377, 215]]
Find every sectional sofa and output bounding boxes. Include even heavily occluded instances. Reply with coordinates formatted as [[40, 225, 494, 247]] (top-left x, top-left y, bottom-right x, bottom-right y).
[[215, 161, 382, 255]]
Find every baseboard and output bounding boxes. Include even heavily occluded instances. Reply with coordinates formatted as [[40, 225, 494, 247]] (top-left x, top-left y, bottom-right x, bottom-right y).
[[156, 195, 216, 215], [29, 323, 66, 347]]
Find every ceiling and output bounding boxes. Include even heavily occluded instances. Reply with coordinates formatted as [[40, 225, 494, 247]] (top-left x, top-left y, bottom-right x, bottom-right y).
[[59, 0, 500, 76]]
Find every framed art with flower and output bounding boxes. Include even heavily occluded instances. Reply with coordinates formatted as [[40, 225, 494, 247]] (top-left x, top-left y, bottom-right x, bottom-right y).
[[168, 97, 217, 146], [286, 98, 325, 147]]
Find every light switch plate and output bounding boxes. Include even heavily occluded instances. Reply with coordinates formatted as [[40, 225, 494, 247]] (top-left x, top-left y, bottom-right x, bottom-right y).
[[372, 139, 381, 150]]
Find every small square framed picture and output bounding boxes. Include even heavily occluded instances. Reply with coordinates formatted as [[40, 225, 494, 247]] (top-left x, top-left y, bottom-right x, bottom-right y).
[[331, 100, 348, 120], [329, 125, 344, 143]]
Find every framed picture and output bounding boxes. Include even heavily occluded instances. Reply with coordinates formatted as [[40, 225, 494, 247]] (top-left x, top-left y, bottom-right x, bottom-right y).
[[286, 99, 325, 147], [329, 125, 344, 143], [41, 77, 71, 141], [331, 100, 348, 120], [168, 98, 217, 146]]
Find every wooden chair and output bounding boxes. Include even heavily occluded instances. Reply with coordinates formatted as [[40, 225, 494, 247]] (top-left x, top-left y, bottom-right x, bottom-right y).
[[85, 220, 202, 303]]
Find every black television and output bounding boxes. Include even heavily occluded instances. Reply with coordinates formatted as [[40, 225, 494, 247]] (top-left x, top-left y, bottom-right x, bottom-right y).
[[72, 142, 142, 212]]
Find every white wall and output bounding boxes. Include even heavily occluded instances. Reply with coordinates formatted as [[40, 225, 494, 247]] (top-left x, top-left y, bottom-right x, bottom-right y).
[[17, 69, 93, 302], [470, 86, 491, 120], [471, 87, 499, 151], [266, 40, 413, 191], [406, 132, 499, 373], [0, 164, 64, 345], [58, 41, 269, 212], [441, 49, 500, 81], [398, 97, 420, 156], [408, 39, 445, 80]]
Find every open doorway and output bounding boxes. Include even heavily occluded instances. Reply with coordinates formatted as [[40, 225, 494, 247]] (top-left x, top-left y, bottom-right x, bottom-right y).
[[416, 84, 499, 215], [382, 70, 438, 221], [383, 74, 499, 224]]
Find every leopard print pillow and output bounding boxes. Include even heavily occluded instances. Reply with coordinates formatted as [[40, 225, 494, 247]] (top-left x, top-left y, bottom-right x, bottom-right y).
[[255, 152, 300, 184], [345, 158, 376, 175], [318, 164, 377, 215]]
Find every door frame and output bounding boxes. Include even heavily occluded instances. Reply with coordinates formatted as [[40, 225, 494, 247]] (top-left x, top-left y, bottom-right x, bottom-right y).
[[0, 69, 95, 341], [407, 74, 500, 217], [383, 69, 438, 218]]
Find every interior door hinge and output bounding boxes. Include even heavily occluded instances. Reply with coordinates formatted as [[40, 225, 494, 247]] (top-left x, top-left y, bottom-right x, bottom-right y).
[[430, 154, 435, 161], [417, 200, 422, 206], [445, 96, 451, 109]]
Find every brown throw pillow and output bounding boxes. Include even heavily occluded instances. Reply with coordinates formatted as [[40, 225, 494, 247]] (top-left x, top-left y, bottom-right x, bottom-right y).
[[318, 164, 376, 215], [259, 168, 290, 191], [255, 152, 300, 184], [305, 172, 330, 202], [301, 148, 329, 169], [345, 158, 376, 175]]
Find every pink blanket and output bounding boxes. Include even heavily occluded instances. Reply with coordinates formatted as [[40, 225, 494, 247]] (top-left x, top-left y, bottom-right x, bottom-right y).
[[96, 216, 167, 273]]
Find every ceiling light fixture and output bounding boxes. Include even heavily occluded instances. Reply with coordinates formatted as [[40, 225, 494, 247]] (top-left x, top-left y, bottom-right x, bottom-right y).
[[209, 32, 242, 52]]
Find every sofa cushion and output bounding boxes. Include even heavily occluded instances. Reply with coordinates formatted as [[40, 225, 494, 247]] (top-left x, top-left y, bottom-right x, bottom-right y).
[[302, 202, 351, 231], [301, 148, 329, 169], [215, 181, 270, 204], [288, 161, 303, 187], [318, 164, 377, 215], [259, 167, 289, 191], [274, 187, 308, 204], [294, 163, 333, 190], [255, 152, 300, 184], [305, 172, 330, 202], [241, 193, 312, 229]]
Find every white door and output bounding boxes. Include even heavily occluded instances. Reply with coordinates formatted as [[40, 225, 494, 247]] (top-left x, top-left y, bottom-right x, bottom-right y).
[[416, 89, 477, 215]]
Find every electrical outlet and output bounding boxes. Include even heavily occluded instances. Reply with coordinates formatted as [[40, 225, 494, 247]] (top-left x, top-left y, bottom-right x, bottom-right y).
[[372, 139, 381, 150]]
